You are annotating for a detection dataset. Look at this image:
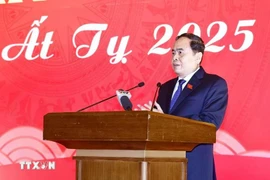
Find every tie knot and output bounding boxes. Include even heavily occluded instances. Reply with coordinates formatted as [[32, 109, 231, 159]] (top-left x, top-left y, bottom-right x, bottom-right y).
[[178, 79, 186, 86]]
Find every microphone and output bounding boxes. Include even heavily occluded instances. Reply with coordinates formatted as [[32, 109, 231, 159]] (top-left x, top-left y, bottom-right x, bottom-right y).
[[128, 82, 144, 91], [76, 82, 144, 112], [116, 90, 133, 111], [150, 82, 162, 111]]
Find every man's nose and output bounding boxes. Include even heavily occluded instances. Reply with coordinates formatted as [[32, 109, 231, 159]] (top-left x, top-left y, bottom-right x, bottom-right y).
[[173, 54, 179, 61]]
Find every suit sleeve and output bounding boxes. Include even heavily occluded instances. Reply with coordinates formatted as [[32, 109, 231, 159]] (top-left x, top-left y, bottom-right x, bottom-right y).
[[189, 78, 228, 129]]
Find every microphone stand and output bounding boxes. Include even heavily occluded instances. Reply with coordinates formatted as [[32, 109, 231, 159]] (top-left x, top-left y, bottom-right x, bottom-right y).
[[150, 82, 161, 111]]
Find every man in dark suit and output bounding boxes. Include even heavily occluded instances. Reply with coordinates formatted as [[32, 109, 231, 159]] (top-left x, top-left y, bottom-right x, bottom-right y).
[[138, 33, 228, 180]]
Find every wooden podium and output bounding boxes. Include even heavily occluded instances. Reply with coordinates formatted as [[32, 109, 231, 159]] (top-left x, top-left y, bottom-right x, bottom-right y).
[[43, 111, 216, 180]]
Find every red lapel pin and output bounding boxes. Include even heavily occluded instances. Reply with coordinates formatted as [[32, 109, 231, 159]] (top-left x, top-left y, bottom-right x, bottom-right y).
[[187, 84, 193, 90]]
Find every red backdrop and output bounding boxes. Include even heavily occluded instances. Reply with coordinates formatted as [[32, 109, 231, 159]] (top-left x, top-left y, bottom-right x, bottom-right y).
[[0, 0, 270, 179]]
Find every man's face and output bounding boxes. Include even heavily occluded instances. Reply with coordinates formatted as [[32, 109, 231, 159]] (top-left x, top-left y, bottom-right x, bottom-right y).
[[171, 37, 202, 78]]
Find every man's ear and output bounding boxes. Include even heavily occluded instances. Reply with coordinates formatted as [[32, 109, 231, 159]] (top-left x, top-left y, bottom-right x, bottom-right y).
[[196, 52, 203, 64]]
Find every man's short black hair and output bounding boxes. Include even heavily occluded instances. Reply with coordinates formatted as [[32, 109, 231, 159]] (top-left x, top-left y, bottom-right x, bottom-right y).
[[176, 33, 205, 54]]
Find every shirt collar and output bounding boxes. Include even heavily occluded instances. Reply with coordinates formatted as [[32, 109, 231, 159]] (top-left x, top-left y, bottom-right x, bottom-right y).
[[178, 67, 200, 83]]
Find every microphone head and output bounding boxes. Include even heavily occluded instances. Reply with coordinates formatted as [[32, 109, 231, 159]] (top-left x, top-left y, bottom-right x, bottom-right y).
[[157, 82, 162, 87], [138, 82, 145, 87], [120, 96, 133, 111]]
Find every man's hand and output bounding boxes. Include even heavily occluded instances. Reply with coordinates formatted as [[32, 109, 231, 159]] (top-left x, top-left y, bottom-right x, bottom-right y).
[[135, 101, 164, 113]]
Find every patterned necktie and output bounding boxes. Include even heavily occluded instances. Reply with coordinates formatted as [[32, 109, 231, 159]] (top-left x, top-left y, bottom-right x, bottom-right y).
[[169, 79, 186, 112]]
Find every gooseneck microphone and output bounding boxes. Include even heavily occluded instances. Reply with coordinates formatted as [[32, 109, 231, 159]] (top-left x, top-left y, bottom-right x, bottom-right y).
[[150, 82, 162, 111], [76, 82, 145, 112], [128, 82, 145, 91]]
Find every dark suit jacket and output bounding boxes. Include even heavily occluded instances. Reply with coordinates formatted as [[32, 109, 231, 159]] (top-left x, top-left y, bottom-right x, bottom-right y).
[[157, 67, 228, 180]]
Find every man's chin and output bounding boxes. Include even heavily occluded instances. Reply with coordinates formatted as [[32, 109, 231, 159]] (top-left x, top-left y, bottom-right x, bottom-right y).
[[174, 69, 187, 77], [173, 69, 183, 75]]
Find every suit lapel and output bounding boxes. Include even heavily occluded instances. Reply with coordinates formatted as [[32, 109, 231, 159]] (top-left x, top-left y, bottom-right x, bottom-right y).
[[169, 67, 205, 113]]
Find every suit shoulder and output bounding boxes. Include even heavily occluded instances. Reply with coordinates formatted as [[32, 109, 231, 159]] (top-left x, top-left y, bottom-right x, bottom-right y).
[[161, 78, 177, 87], [205, 73, 227, 83], [204, 73, 228, 88]]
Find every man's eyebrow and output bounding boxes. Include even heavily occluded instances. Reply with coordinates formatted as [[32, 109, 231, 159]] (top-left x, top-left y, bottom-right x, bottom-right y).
[[172, 48, 183, 51]]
